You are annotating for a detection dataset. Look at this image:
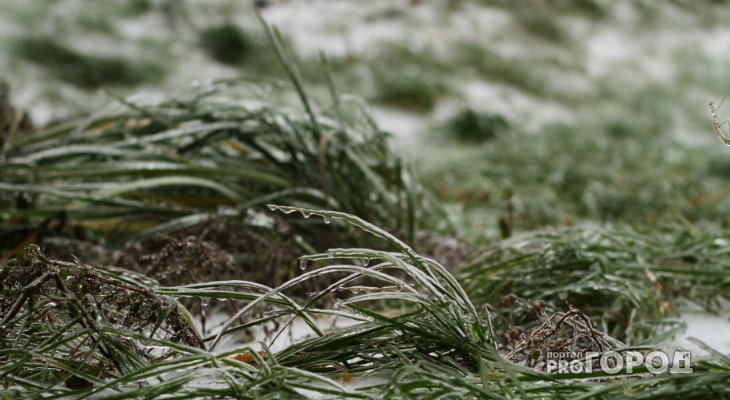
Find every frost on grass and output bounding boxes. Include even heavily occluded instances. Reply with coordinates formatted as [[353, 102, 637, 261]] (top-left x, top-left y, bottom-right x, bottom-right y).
[[0, 244, 203, 390], [2, 207, 730, 398]]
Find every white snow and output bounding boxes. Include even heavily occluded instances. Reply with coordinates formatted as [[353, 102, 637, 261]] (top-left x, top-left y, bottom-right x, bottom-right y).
[[668, 311, 730, 356]]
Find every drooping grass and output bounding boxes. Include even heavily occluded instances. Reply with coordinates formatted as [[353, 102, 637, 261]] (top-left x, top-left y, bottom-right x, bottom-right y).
[[0, 23, 441, 298], [2, 209, 729, 399], [1, 208, 509, 398], [0, 77, 427, 276]]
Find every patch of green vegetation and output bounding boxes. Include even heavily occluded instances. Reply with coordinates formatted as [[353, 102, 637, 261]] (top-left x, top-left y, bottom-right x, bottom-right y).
[[369, 42, 454, 112], [198, 22, 255, 65], [195, 22, 316, 84], [372, 69, 451, 112], [485, 0, 606, 21], [420, 120, 730, 241], [13, 36, 165, 89], [3, 209, 729, 398], [3, 4, 730, 399], [76, 10, 115, 33], [444, 107, 509, 143], [561, 0, 606, 19], [364, 5, 407, 21], [454, 41, 548, 97], [0, 24, 442, 296], [459, 225, 729, 345], [127, 0, 153, 15], [511, 5, 570, 44]]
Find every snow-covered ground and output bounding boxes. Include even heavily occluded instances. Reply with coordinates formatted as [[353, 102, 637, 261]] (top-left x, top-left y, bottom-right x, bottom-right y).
[[4, 1, 727, 142]]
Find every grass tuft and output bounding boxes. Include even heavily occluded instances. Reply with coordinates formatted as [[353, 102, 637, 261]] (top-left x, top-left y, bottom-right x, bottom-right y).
[[444, 108, 509, 143], [459, 225, 730, 347]]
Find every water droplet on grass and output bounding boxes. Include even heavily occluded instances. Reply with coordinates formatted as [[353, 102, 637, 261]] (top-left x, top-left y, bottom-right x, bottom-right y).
[[299, 258, 308, 270], [267, 204, 278, 211], [323, 216, 332, 224]]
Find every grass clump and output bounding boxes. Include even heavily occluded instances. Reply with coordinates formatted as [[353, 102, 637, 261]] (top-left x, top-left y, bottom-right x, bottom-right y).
[[198, 22, 255, 65], [459, 225, 730, 346], [13, 36, 165, 90], [444, 108, 509, 143], [0, 19, 450, 306], [0, 24, 439, 294], [372, 70, 450, 112], [0, 209, 506, 397], [0, 80, 425, 284]]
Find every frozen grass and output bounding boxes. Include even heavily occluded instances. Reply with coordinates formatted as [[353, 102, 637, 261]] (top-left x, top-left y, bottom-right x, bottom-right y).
[[2, 209, 729, 399], [459, 224, 730, 346], [0, 76, 414, 237], [0, 20, 452, 310], [2, 2, 730, 399], [0, 91, 431, 294]]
